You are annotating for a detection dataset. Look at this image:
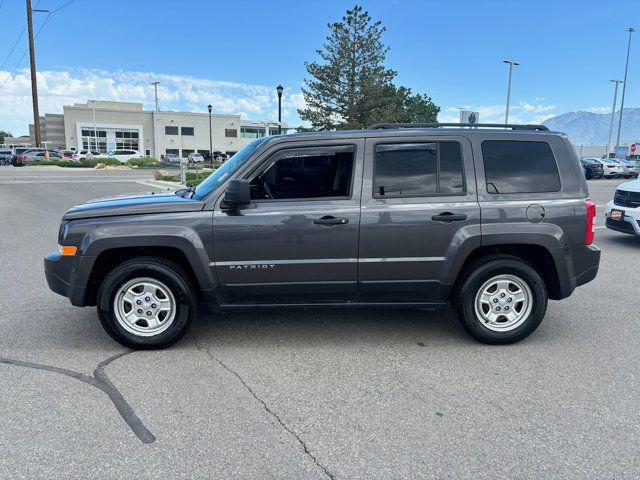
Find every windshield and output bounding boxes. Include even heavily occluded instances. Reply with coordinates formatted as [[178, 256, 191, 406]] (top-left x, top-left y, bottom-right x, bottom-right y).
[[192, 137, 268, 200]]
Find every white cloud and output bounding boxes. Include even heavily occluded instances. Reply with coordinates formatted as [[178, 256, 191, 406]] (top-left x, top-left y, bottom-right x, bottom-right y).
[[0, 68, 304, 135]]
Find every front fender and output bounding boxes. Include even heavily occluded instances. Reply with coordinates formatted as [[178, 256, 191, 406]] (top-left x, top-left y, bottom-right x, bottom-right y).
[[79, 224, 215, 290]]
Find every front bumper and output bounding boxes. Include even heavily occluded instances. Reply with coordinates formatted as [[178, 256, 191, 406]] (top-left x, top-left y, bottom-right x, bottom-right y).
[[44, 252, 87, 306], [604, 201, 640, 236]]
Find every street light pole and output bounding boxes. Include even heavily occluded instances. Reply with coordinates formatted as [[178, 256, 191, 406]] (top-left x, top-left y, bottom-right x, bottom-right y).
[[503, 60, 519, 125], [92, 100, 98, 152], [207, 104, 212, 165], [152, 81, 160, 158], [608, 80, 624, 155], [616, 27, 635, 149], [276, 85, 283, 134]]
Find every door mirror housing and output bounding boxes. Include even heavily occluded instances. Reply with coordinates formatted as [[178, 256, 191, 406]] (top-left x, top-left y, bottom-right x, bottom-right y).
[[223, 179, 251, 209]]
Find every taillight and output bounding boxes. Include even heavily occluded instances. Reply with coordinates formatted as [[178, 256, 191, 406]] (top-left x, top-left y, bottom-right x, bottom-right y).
[[585, 200, 596, 245]]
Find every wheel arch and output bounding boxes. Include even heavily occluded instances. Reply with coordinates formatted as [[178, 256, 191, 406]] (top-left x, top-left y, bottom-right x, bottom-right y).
[[83, 244, 210, 307], [450, 243, 563, 300]]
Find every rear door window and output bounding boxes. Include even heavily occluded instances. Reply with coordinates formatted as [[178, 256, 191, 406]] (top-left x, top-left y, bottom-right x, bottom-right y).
[[373, 141, 465, 197], [481, 140, 560, 194]]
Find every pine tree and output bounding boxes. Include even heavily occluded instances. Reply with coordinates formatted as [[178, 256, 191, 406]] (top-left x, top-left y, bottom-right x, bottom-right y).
[[299, 6, 397, 130]]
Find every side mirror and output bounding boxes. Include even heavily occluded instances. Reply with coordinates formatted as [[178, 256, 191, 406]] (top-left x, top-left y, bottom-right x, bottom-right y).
[[223, 179, 250, 209]]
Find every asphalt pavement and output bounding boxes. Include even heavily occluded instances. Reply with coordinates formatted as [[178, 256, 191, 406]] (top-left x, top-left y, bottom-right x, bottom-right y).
[[0, 166, 638, 479]]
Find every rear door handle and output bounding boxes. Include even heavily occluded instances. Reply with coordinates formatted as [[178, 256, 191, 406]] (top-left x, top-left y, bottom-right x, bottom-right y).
[[431, 212, 468, 222], [313, 215, 349, 226]]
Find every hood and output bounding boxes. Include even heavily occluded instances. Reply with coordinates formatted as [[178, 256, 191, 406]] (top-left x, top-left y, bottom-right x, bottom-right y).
[[617, 179, 640, 193], [63, 193, 205, 220]]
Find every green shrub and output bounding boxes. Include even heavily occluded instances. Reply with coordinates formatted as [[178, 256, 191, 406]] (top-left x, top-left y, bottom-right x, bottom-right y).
[[90, 157, 122, 166], [128, 157, 159, 168], [29, 160, 93, 168], [158, 171, 212, 184]]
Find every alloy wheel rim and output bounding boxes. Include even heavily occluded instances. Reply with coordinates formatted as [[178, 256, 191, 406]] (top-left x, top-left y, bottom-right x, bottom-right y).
[[474, 274, 532, 332], [113, 277, 176, 337]]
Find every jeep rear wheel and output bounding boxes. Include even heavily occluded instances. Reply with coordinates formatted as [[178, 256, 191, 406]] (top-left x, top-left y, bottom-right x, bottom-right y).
[[97, 256, 196, 349], [454, 256, 547, 344]]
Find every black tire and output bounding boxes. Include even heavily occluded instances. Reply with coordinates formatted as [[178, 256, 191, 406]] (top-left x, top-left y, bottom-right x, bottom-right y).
[[453, 255, 548, 345], [97, 256, 196, 349]]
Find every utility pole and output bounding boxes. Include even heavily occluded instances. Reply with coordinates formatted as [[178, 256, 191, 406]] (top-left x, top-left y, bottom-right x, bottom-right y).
[[151, 81, 159, 158], [26, 0, 41, 147], [616, 27, 635, 149], [608, 80, 623, 155], [503, 60, 519, 125]]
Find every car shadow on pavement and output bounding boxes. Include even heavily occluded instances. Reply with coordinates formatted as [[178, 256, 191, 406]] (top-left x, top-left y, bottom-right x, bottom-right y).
[[187, 306, 471, 350], [605, 235, 640, 248]]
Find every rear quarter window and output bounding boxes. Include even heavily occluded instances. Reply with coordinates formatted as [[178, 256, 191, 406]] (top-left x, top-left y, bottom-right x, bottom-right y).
[[481, 140, 561, 194]]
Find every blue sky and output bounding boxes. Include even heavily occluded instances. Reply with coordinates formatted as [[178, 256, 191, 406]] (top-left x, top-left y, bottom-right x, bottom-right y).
[[0, 0, 638, 134]]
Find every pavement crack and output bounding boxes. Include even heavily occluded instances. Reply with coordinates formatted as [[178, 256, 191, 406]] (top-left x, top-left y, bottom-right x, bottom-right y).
[[0, 351, 156, 444], [192, 336, 335, 480]]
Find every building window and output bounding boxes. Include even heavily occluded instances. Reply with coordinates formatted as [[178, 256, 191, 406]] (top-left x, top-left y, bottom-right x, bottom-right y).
[[114, 129, 140, 151], [225, 128, 238, 138], [182, 149, 194, 158], [82, 129, 106, 138], [269, 128, 281, 136], [165, 126, 179, 135], [240, 127, 266, 138], [181, 127, 194, 136], [81, 128, 108, 152], [166, 149, 179, 155]]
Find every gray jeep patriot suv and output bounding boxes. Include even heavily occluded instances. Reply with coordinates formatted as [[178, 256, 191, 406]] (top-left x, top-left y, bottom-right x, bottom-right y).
[[44, 123, 600, 349]]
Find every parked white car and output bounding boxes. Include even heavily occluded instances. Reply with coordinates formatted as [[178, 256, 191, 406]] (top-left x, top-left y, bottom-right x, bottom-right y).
[[594, 158, 624, 178], [187, 152, 204, 163], [107, 149, 143, 162], [605, 178, 640, 236], [165, 153, 181, 164], [72, 150, 101, 161]]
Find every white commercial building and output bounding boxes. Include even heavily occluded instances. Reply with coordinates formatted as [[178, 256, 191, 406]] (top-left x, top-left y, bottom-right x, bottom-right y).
[[28, 100, 289, 158]]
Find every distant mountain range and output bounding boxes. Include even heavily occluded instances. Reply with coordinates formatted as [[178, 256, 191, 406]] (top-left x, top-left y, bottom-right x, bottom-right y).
[[543, 108, 640, 145]]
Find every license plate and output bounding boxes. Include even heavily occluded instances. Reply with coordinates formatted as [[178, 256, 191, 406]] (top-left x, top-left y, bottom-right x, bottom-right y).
[[611, 209, 624, 221]]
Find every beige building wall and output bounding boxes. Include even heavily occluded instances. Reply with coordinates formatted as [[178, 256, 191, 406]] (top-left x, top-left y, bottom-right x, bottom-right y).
[[158, 111, 244, 156], [56, 100, 288, 157], [63, 102, 154, 154]]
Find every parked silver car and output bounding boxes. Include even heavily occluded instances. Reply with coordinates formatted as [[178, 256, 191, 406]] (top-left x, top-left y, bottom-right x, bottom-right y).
[[165, 153, 182, 164], [614, 159, 640, 178]]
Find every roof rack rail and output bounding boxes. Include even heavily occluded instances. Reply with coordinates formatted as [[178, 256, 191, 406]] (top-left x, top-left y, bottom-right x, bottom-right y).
[[368, 122, 549, 131]]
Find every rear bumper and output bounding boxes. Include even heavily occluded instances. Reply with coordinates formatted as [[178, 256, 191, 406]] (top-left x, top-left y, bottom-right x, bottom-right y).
[[44, 252, 87, 306], [557, 244, 600, 299]]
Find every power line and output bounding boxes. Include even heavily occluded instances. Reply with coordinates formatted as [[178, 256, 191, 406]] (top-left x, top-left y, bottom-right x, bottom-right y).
[[0, 26, 27, 73], [51, 0, 77, 14], [0, 0, 41, 72], [0, 0, 74, 91], [0, 12, 50, 90]]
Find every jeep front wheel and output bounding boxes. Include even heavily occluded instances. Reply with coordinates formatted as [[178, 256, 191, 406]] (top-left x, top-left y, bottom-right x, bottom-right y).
[[97, 256, 196, 349], [455, 257, 548, 344]]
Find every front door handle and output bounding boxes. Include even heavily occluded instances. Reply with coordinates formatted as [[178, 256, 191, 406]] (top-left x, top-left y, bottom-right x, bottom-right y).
[[431, 212, 468, 222], [313, 215, 349, 226]]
